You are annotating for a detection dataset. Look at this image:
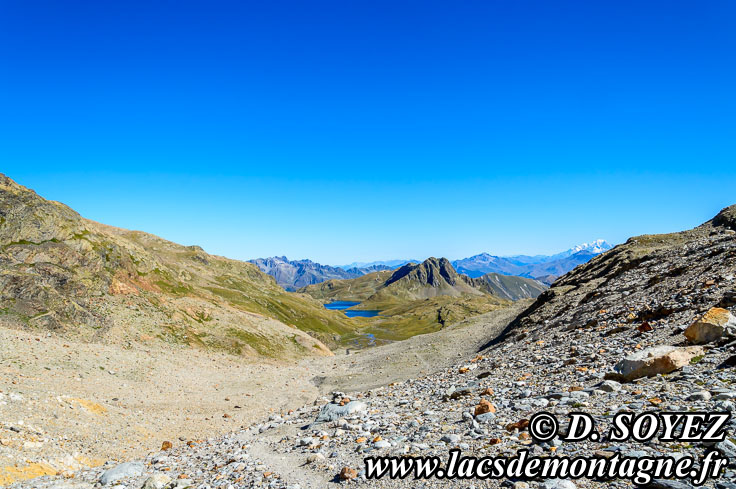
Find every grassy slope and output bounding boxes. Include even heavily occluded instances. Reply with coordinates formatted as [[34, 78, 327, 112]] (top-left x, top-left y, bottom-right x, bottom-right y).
[[343, 295, 508, 344], [0, 175, 359, 358], [297, 270, 394, 303], [102, 227, 359, 344]]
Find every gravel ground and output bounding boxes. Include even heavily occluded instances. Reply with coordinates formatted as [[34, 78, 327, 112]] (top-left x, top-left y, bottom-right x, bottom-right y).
[[0, 301, 527, 488], [10, 298, 736, 489]]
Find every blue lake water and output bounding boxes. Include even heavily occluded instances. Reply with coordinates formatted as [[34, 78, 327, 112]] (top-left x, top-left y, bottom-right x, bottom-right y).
[[344, 310, 380, 318], [324, 301, 380, 318]]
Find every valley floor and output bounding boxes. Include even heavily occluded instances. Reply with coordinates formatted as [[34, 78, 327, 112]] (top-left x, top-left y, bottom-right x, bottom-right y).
[[0, 302, 530, 486]]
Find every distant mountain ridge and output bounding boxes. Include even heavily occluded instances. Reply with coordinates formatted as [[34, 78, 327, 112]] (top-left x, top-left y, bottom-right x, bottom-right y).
[[249, 256, 391, 291], [452, 240, 612, 284], [254, 241, 610, 290], [301, 257, 547, 306], [338, 259, 417, 270]]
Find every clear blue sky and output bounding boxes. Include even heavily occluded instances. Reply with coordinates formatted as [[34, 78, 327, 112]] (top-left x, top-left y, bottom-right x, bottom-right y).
[[1, 1, 734, 265]]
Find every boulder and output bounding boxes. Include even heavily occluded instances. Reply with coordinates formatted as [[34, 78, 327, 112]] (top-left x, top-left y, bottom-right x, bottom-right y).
[[339, 467, 358, 480], [441, 434, 461, 444], [100, 461, 144, 485], [716, 440, 736, 466], [686, 391, 711, 401], [306, 453, 326, 464], [142, 474, 172, 489], [613, 345, 704, 381], [684, 307, 736, 344], [599, 380, 622, 392], [474, 399, 496, 416], [314, 400, 367, 423], [476, 412, 497, 424]]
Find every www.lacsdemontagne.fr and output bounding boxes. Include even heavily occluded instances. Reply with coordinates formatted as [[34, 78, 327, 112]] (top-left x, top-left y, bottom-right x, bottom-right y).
[[364, 448, 728, 485]]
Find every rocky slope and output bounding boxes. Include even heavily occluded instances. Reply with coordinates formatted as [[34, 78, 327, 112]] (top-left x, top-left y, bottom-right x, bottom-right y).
[[470, 272, 547, 301], [17, 205, 736, 489], [249, 256, 391, 291], [495, 204, 736, 348], [0, 174, 357, 356]]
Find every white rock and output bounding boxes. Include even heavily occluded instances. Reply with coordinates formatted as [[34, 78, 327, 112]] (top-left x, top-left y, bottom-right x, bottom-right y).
[[306, 453, 325, 464], [440, 434, 461, 444], [599, 380, 621, 392], [542, 480, 577, 489], [100, 461, 144, 485]]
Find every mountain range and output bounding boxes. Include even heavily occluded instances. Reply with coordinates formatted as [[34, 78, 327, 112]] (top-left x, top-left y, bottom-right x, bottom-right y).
[[253, 241, 611, 290], [338, 259, 417, 270], [451, 240, 612, 284], [248, 256, 391, 291]]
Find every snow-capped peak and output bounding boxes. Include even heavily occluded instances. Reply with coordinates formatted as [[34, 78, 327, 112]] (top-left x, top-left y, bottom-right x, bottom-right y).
[[568, 239, 612, 255]]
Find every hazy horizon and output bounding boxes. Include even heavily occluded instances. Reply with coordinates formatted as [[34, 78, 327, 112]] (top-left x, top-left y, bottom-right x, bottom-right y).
[[260, 238, 613, 267]]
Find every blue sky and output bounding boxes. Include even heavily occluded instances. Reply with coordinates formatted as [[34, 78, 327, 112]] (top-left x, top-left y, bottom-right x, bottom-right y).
[[1, 1, 735, 264]]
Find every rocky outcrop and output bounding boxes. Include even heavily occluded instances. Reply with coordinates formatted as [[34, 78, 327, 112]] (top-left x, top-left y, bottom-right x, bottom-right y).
[[100, 462, 143, 485], [313, 400, 367, 424]]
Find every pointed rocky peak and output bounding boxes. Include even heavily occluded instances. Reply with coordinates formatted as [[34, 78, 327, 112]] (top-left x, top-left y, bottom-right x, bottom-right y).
[[385, 257, 460, 287]]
